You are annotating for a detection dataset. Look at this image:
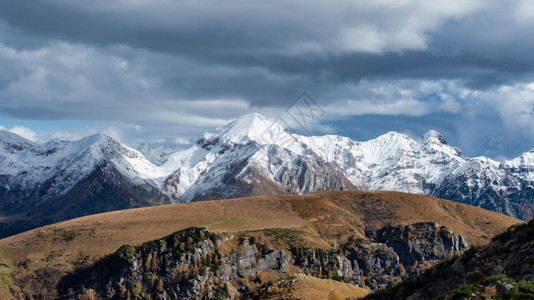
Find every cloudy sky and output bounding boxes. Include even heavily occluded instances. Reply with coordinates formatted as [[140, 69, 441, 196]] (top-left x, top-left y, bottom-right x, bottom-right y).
[[1, 0, 534, 160]]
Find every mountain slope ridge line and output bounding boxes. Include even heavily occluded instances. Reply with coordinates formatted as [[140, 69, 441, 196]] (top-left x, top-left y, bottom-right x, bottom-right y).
[[1, 113, 533, 237]]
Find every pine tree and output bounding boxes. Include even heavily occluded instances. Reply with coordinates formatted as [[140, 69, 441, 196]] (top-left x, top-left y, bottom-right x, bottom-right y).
[[157, 279, 164, 294], [145, 254, 152, 271], [151, 251, 158, 270], [150, 273, 158, 288], [133, 281, 142, 298], [119, 283, 127, 298]]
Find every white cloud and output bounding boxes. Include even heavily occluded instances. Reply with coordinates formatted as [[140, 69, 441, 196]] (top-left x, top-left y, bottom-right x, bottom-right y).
[[438, 96, 462, 113], [6, 126, 39, 141], [319, 79, 470, 118], [482, 83, 534, 133], [338, 25, 387, 53], [328, 0, 483, 53], [174, 137, 191, 145], [326, 99, 431, 117], [1, 0, 533, 160], [46, 130, 88, 141], [513, 0, 534, 24]]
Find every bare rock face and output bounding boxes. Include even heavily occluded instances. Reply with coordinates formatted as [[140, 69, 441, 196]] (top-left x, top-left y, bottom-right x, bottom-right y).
[[56, 223, 468, 299], [367, 220, 534, 300], [348, 243, 404, 289], [269, 147, 354, 193], [368, 222, 468, 274], [218, 239, 288, 280], [291, 222, 468, 290], [336, 255, 353, 278], [59, 228, 289, 300]]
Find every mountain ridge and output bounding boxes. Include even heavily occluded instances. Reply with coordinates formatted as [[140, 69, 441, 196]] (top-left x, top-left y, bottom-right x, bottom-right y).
[[1, 113, 533, 236]]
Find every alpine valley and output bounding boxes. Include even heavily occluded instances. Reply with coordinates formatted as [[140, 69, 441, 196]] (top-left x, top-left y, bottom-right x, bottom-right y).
[[1, 113, 533, 237]]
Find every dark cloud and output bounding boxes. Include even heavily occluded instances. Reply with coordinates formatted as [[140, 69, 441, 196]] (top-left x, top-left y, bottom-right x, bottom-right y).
[[1, 0, 534, 158]]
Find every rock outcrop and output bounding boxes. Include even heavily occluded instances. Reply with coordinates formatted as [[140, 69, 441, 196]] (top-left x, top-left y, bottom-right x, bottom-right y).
[[368, 222, 468, 274], [56, 223, 469, 299], [217, 238, 289, 281], [59, 228, 289, 300], [348, 243, 404, 289], [366, 220, 534, 299], [291, 222, 467, 290]]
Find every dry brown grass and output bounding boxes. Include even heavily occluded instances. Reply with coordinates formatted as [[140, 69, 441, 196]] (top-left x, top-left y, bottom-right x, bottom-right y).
[[288, 274, 370, 299], [0, 190, 521, 299]]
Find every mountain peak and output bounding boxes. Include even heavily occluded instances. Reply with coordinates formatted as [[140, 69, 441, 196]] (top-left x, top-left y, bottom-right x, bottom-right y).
[[204, 113, 287, 145], [137, 142, 153, 152], [0, 129, 32, 141], [136, 142, 178, 166], [370, 131, 415, 147], [0, 130, 36, 152], [236, 112, 267, 122], [227, 112, 271, 131], [80, 133, 115, 144], [422, 130, 448, 145]]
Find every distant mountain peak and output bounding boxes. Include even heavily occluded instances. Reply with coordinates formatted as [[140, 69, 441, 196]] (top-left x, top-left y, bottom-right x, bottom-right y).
[[202, 112, 287, 145], [502, 148, 534, 182], [422, 130, 448, 145], [0, 130, 36, 153], [136, 142, 178, 166], [0, 129, 33, 142], [137, 142, 153, 151], [78, 132, 115, 145]]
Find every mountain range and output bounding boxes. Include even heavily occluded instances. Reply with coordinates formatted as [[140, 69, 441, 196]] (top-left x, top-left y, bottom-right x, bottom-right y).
[[1, 113, 533, 236]]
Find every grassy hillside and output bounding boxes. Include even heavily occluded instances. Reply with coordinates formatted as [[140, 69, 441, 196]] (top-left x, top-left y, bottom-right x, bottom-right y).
[[0, 191, 521, 299]]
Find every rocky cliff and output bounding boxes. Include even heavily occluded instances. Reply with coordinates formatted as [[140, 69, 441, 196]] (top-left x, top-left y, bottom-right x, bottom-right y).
[[369, 222, 468, 274], [366, 220, 534, 299], [52, 222, 467, 299], [58, 227, 289, 300], [291, 222, 467, 290]]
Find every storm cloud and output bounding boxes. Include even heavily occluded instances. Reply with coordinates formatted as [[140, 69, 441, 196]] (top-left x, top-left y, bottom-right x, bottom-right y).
[[1, 0, 534, 159]]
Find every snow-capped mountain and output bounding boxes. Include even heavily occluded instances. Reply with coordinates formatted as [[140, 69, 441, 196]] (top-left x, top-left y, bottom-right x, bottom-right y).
[[0, 131, 171, 237], [1, 113, 533, 236], [136, 143, 181, 166]]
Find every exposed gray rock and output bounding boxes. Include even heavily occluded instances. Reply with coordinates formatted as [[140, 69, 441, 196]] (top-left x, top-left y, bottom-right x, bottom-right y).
[[61, 228, 289, 300], [218, 239, 288, 280], [366, 221, 534, 299], [336, 255, 353, 278], [292, 222, 468, 290], [349, 243, 404, 289], [369, 222, 468, 274]]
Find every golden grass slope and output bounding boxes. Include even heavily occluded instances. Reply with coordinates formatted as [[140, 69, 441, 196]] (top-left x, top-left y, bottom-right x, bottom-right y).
[[0, 191, 522, 299]]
